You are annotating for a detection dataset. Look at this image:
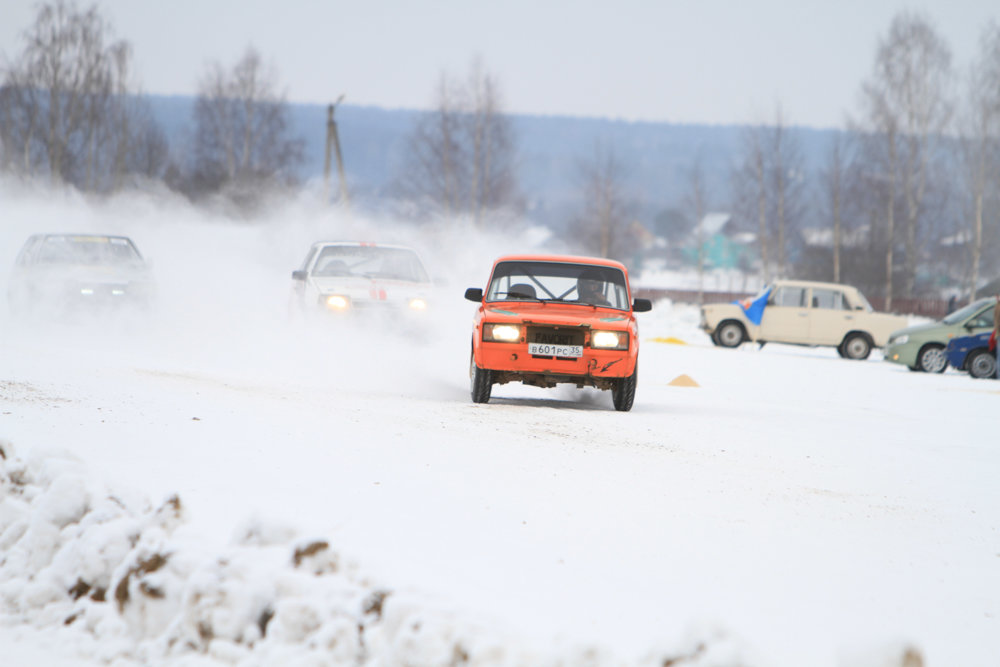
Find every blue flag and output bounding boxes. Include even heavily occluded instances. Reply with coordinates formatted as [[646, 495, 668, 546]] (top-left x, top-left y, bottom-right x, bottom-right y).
[[735, 287, 772, 326]]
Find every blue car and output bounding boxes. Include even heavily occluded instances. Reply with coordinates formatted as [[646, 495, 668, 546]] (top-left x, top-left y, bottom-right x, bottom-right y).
[[945, 332, 996, 379]]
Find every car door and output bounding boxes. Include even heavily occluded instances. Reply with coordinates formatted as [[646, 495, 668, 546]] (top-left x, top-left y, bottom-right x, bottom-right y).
[[759, 285, 809, 343], [807, 287, 851, 345]]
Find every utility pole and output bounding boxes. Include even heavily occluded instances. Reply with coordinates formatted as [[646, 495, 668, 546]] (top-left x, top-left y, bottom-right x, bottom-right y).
[[324, 94, 350, 210]]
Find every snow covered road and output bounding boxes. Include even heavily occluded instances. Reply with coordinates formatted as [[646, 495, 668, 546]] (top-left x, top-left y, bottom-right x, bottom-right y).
[[1, 192, 997, 666], [3, 299, 998, 666]]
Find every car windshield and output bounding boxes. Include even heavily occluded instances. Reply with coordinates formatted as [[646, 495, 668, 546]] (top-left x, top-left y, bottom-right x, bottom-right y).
[[942, 299, 990, 325], [486, 261, 629, 310], [312, 246, 429, 282], [33, 236, 143, 266]]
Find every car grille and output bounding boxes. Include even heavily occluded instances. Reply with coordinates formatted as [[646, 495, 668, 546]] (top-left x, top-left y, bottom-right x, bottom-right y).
[[526, 326, 585, 347], [526, 325, 585, 359]]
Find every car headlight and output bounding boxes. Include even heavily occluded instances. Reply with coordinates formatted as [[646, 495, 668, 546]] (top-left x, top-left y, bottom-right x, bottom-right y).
[[591, 330, 628, 350], [323, 294, 350, 310], [408, 297, 427, 310], [483, 323, 522, 342], [891, 334, 909, 345]]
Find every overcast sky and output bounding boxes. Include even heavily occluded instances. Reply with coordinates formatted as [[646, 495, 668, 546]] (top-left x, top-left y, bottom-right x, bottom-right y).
[[1, 0, 997, 129]]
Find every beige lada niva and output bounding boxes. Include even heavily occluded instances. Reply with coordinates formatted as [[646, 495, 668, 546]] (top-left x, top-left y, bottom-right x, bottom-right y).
[[699, 279, 909, 359]]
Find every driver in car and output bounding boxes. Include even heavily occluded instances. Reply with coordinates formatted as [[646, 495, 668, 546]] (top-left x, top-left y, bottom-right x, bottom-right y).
[[577, 271, 611, 306]]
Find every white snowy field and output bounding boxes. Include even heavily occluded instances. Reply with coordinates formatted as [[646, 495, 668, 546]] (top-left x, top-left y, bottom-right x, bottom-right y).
[[1, 186, 998, 667]]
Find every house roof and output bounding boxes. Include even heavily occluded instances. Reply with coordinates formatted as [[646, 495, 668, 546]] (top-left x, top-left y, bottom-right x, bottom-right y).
[[800, 225, 870, 248], [698, 213, 731, 235]]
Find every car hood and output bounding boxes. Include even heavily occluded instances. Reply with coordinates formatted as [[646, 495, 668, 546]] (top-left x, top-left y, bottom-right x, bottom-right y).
[[700, 302, 743, 317], [15, 263, 151, 284], [484, 302, 631, 328], [890, 320, 950, 339], [311, 275, 428, 290], [309, 276, 431, 304]]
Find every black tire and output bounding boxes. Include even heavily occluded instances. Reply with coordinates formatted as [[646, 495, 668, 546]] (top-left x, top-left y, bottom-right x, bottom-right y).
[[967, 349, 997, 379], [916, 344, 947, 373], [470, 352, 492, 403], [840, 333, 872, 360], [716, 321, 745, 348], [612, 366, 637, 412]]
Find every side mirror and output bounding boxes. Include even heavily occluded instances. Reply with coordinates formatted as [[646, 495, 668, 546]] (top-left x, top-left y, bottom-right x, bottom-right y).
[[632, 298, 652, 313], [292, 270, 307, 281], [464, 287, 483, 302]]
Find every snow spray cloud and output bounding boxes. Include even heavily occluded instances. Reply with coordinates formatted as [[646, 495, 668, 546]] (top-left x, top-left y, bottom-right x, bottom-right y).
[[0, 179, 563, 396]]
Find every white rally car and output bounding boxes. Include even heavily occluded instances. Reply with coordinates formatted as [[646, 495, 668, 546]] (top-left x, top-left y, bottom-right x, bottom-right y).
[[290, 241, 432, 320]]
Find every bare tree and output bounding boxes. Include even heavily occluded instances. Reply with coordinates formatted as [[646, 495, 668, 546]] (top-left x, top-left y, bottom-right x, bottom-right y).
[[818, 133, 851, 283], [731, 106, 807, 284], [855, 11, 954, 307], [398, 72, 466, 216], [464, 58, 518, 225], [958, 21, 1000, 300], [4, 2, 113, 183], [0, 1, 167, 190], [395, 58, 520, 223], [768, 106, 807, 278], [731, 132, 768, 277], [0, 67, 46, 173], [732, 124, 772, 282], [188, 46, 303, 201], [572, 142, 635, 260]]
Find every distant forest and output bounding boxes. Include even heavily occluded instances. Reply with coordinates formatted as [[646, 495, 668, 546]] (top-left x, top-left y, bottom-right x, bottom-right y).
[[2, 2, 999, 303]]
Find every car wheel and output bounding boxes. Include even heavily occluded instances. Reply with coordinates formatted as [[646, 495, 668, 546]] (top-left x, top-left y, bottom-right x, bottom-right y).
[[470, 351, 492, 403], [611, 366, 637, 412], [916, 344, 947, 373], [841, 333, 872, 360], [967, 350, 997, 379], [716, 321, 745, 348]]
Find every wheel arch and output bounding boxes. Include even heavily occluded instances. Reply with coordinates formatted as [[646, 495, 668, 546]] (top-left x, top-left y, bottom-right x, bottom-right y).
[[915, 341, 948, 373], [841, 329, 874, 348], [717, 318, 750, 345]]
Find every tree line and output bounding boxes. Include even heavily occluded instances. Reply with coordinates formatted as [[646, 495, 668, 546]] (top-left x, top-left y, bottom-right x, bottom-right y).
[[720, 13, 1000, 304], [0, 1, 303, 208], [2, 2, 999, 302]]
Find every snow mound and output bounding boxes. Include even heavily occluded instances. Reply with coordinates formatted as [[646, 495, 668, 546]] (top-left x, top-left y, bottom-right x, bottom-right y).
[[0, 439, 740, 666]]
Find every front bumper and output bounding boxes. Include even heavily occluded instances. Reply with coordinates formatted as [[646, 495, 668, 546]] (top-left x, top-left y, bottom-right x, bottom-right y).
[[884, 341, 919, 367], [475, 342, 636, 390]]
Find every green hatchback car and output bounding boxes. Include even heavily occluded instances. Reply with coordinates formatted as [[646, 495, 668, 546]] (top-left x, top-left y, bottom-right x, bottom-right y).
[[884, 297, 997, 372]]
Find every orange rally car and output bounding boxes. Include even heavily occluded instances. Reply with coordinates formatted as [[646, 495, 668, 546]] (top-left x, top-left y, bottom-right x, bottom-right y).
[[464, 254, 652, 411]]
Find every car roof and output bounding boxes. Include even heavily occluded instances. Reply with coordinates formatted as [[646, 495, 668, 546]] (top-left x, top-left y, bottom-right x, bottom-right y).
[[310, 241, 419, 252], [491, 254, 628, 272], [32, 233, 135, 243], [769, 279, 859, 291]]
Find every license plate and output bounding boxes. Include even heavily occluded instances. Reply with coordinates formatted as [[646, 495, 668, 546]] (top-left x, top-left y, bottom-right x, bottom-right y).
[[529, 342, 583, 357]]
